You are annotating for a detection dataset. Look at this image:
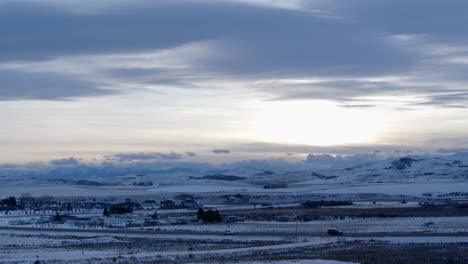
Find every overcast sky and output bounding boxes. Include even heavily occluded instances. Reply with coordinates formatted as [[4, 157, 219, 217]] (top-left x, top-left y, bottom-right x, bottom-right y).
[[2, 0, 468, 164]]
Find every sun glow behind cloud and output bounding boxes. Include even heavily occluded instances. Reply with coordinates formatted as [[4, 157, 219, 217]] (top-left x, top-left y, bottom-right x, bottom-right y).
[[252, 100, 382, 146]]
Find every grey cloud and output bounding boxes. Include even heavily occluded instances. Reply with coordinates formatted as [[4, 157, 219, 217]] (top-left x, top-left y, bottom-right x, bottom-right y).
[[0, 0, 467, 107], [212, 149, 231, 154], [186, 152, 197, 157], [339, 104, 379, 109], [0, 159, 212, 179], [436, 148, 468, 154], [305, 153, 383, 167], [328, 0, 468, 37], [428, 92, 468, 104], [231, 142, 417, 156], [305, 154, 337, 164], [49, 157, 80, 166], [221, 158, 301, 171], [0, 70, 117, 101], [0, 0, 414, 76], [113, 152, 183, 161], [261, 79, 408, 102], [409, 92, 468, 109], [262, 76, 468, 107], [3, 147, 468, 179]]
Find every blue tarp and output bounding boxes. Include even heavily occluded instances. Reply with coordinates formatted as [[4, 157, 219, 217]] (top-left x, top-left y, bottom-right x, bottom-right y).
[[424, 221, 435, 227]]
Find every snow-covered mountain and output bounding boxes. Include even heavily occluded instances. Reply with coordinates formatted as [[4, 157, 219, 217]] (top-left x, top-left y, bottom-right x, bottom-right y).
[[323, 153, 468, 183], [200, 153, 468, 185], [1, 153, 467, 189]]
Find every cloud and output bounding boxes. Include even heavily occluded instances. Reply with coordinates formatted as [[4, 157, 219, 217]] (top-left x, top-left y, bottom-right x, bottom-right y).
[[3, 147, 468, 179], [3, 0, 466, 107], [0, 1, 413, 74], [112, 152, 183, 161], [230, 142, 420, 156], [226, 0, 309, 11], [221, 158, 302, 171], [212, 149, 231, 154], [436, 148, 468, 154], [0, 0, 322, 16], [186, 152, 197, 157], [49, 157, 80, 166], [0, 159, 213, 179], [0, 40, 220, 100], [1, 0, 468, 158], [0, 70, 116, 101], [305, 153, 384, 167]]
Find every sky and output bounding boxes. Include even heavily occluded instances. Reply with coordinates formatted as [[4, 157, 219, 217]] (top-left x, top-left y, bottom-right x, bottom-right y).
[[2, 0, 468, 166]]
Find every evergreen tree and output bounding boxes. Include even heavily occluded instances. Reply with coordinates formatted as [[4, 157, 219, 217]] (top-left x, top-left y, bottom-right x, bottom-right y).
[[109, 204, 133, 214], [54, 212, 61, 222], [197, 208, 222, 223], [103, 207, 110, 217], [197, 207, 205, 220], [18, 200, 26, 210], [151, 211, 158, 219], [1, 196, 17, 208], [214, 210, 222, 223], [205, 209, 215, 222]]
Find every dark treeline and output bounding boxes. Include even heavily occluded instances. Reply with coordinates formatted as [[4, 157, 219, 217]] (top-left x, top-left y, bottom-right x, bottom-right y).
[[302, 200, 353, 208], [197, 208, 222, 223]]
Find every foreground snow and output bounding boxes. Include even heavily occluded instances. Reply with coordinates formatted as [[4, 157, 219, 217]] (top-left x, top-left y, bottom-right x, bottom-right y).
[[1, 227, 467, 263], [193, 260, 359, 264]]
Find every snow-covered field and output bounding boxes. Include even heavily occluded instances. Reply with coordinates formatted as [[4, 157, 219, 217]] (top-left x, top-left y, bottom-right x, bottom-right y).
[[0, 229, 286, 263], [0, 153, 467, 263], [3, 214, 466, 235], [148, 184, 258, 193], [1, 228, 466, 264], [304, 182, 468, 196], [0, 181, 466, 199], [192, 260, 358, 264], [158, 216, 468, 234]]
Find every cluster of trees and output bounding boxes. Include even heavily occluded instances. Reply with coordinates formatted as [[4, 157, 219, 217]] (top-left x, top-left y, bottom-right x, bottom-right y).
[[302, 200, 353, 208], [197, 208, 222, 223], [103, 204, 134, 216], [2, 197, 17, 207], [1, 196, 26, 211]]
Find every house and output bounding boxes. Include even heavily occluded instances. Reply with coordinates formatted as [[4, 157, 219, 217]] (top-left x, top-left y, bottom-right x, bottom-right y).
[[143, 200, 159, 209], [160, 200, 176, 209], [64, 219, 89, 228], [181, 199, 199, 209], [104, 218, 128, 228], [35, 217, 50, 225], [8, 219, 33, 225], [127, 218, 145, 227], [49, 214, 84, 224]]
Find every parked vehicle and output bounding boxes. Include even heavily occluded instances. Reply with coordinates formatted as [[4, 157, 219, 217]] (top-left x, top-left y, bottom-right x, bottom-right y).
[[223, 230, 235, 235], [327, 228, 343, 235]]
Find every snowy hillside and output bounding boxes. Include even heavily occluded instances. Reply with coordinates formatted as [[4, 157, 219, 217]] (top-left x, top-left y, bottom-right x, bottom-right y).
[[317, 153, 468, 183], [191, 153, 468, 185], [1, 153, 467, 194]]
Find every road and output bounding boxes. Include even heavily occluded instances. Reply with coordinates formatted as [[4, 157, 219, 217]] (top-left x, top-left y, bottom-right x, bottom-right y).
[[1, 225, 467, 238]]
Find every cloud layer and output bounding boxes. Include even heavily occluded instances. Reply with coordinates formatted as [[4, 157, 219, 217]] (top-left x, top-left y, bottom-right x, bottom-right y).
[[1, 0, 467, 106], [1, 0, 468, 162]]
